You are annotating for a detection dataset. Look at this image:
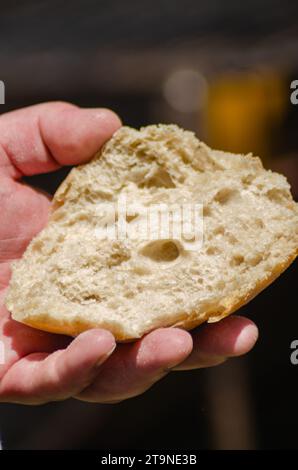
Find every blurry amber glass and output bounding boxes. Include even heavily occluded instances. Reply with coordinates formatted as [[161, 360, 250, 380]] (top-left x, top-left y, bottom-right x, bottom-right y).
[[205, 71, 287, 162]]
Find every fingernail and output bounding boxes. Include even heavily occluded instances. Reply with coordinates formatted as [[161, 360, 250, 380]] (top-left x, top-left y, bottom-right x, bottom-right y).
[[96, 343, 117, 367]]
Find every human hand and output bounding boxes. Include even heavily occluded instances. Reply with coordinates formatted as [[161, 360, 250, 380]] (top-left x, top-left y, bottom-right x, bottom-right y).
[[0, 102, 258, 404]]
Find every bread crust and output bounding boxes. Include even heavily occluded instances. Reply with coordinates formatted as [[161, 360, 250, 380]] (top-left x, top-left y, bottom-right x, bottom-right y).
[[18, 252, 297, 341]]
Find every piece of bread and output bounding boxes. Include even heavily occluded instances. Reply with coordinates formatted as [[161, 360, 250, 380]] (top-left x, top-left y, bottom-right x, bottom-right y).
[[5, 125, 298, 341]]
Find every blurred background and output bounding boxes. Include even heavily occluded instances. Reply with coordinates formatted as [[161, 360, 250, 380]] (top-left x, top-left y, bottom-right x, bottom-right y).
[[0, 0, 297, 449]]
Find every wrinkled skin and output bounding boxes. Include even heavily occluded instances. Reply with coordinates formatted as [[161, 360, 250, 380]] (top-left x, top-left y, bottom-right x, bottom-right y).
[[0, 102, 258, 404]]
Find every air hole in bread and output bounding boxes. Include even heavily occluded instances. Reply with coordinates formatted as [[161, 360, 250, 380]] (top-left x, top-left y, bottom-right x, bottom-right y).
[[80, 293, 103, 304], [206, 246, 220, 255], [107, 250, 131, 267], [214, 188, 240, 205], [248, 253, 263, 267], [254, 218, 265, 229], [126, 213, 138, 223], [123, 290, 135, 299], [31, 240, 44, 252], [230, 254, 245, 266], [226, 233, 238, 245], [140, 240, 180, 262], [140, 167, 176, 189], [203, 205, 212, 217], [213, 226, 225, 236], [266, 188, 289, 204], [241, 174, 256, 186], [58, 285, 104, 304]]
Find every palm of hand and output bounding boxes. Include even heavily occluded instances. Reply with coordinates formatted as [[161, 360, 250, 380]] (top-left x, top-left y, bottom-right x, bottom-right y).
[[0, 176, 68, 373], [1, 174, 81, 399]]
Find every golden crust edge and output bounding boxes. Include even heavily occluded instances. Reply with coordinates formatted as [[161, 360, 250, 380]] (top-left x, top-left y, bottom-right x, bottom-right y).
[[16, 251, 297, 342]]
